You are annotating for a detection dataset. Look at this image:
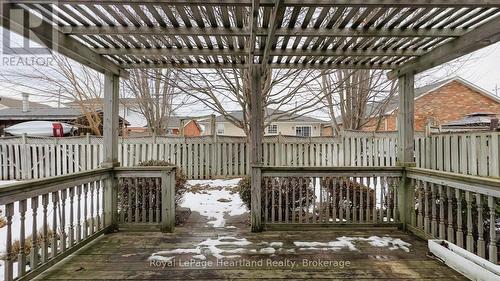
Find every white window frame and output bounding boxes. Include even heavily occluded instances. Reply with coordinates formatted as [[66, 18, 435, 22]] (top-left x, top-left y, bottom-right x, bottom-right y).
[[216, 123, 225, 135], [295, 125, 312, 137], [267, 124, 278, 134]]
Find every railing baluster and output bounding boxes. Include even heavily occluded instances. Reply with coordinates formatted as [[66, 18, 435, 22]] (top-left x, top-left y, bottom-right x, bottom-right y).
[[142, 178, 146, 222], [455, 189, 464, 247], [127, 178, 132, 223], [476, 193, 485, 258], [305, 177, 311, 223], [90, 182, 95, 234], [42, 193, 49, 263], [465, 191, 474, 252], [366, 176, 371, 222], [346, 178, 351, 223], [4, 203, 14, 281], [149, 179, 154, 223], [339, 177, 344, 223], [424, 181, 430, 234], [352, 177, 357, 222], [487, 195, 497, 263], [271, 178, 276, 223], [379, 177, 384, 223], [278, 178, 283, 222], [372, 176, 376, 223], [96, 182, 101, 230], [69, 187, 75, 248], [51, 191, 58, 258], [417, 180, 423, 228], [83, 184, 88, 239], [76, 186, 82, 243], [18, 199, 27, 276], [386, 178, 392, 223], [60, 189, 67, 251], [291, 177, 296, 223], [332, 177, 337, 223], [438, 185, 446, 239], [431, 183, 437, 237], [156, 178, 161, 223], [135, 178, 139, 223], [285, 178, 289, 223], [446, 186, 454, 243], [319, 177, 323, 223], [118, 178, 124, 223], [393, 178, 398, 222], [30, 197, 39, 270], [359, 177, 364, 222]]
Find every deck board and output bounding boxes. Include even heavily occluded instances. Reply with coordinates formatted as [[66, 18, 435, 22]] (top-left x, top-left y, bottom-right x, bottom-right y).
[[37, 218, 467, 280]]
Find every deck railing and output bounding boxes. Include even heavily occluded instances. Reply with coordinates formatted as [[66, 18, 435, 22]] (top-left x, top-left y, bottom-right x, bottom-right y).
[[260, 167, 404, 230], [406, 167, 500, 264], [115, 167, 176, 232], [0, 131, 498, 181], [0, 166, 176, 281]]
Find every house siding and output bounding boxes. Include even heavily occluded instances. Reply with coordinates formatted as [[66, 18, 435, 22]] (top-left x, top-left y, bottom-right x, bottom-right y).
[[201, 121, 325, 137], [362, 80, 500, 131]]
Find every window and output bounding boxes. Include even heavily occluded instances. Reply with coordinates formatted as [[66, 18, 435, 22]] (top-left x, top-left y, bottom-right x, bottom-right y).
[[216, 123, 225, 135], [295, 126, 311, 137], [267, 124, 278, 134]]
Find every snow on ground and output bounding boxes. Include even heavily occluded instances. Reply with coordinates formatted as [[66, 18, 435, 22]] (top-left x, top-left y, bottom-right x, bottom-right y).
[[180, 179, 248, 228], [294, 236, 411, 252], [148, 235, 412, 262]]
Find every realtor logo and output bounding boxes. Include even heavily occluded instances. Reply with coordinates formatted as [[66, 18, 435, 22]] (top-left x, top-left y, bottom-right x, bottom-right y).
[[1, 4, 53, 55]]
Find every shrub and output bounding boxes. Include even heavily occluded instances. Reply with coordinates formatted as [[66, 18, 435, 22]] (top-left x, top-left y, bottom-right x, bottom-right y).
[[237, 177, 251, 209], [138, 160, 187, 206], [118, 161, 187, 223], [237, 176, 316, 221]]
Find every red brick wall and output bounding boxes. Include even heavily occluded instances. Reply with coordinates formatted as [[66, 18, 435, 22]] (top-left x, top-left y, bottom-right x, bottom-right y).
[[362, 80, 500, 131]]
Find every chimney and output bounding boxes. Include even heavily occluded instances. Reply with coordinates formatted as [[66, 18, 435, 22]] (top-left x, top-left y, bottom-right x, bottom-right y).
[[22, 93, 29, 112]]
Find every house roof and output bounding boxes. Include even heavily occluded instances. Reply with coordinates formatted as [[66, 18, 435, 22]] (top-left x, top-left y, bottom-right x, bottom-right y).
[[0, 96, 52, 109], [0, 107, 129, 125], [0, 108, 82, 120], [383, 77, 500, 115], [213, 108, 327, 123], [65, 97, 139, 108], [443, 112, 498, 127]]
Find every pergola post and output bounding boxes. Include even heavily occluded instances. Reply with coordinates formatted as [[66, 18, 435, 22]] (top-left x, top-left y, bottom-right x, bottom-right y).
[[397, 73, 415, 230], [103, 71, 120, 232], [250, 64, 263, 232]]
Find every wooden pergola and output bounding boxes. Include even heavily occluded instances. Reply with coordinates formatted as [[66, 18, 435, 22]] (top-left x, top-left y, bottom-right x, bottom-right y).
[[2, 0, 500, 232]]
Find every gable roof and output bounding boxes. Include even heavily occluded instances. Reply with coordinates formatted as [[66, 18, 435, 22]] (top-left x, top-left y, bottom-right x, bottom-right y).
[[0, 96, 52, 109], [213, 108, 327, 123], [383, 77, 500, 115]]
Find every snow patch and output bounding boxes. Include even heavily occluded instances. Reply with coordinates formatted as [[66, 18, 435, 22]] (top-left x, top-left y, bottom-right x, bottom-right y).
[[180, 179, 247, 227]]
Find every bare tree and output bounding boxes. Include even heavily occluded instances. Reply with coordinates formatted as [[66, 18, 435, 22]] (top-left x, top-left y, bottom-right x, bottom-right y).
[[0, 55, 104, 135], [319, 69, 397, 134], [123, 68, 187, 135], [170, 67, 327, 137]]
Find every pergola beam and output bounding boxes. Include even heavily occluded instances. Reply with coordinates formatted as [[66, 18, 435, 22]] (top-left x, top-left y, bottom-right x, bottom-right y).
[[96, 47, 423, 57], [0, 4, 128, 78], [388, 15, 500, 79], [7, 0, 500, 8], [62, 26, 467, 38], [120, 61, 394, 70], [261, 0, 284, 67]]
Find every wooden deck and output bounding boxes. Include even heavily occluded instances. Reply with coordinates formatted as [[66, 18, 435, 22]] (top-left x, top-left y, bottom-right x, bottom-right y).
[[36, 212, 466, 280]]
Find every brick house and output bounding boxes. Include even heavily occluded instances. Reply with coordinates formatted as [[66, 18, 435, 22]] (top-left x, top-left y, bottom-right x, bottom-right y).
[[362, 77, 500, 131]]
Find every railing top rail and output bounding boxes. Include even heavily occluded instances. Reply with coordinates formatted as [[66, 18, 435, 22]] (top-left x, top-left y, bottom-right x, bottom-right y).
[[260, 166, 404, 177], [113, 166, 176, 178], [0, 167, 113, 205], [406, 167, 500, 197]]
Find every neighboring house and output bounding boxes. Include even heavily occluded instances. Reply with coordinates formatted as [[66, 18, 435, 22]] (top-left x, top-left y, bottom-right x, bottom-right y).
[[65, 97, 147, 129], [440, 112, 499, 132], [199, 109, 329, 137], [164, 115, 205, 137], [362, 77, 500, 131], [0, 94, 51, 110], [0, 94, 129, 135]]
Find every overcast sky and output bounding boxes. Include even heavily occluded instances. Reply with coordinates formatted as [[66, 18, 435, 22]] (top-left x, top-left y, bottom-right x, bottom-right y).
[[0, 31, 499, 118]]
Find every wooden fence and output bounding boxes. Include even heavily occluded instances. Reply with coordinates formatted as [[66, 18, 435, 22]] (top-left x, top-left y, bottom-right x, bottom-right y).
[[0, 131, 498, 180]]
